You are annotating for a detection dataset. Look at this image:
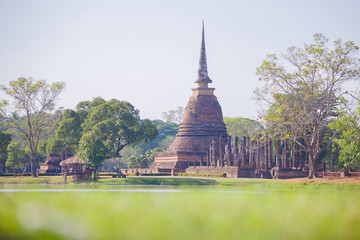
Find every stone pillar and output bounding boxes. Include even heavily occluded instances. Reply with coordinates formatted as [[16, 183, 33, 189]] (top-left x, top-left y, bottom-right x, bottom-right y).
[[200, 155, 203, 167], [219, 136, 223, 167], [234, 136, 239, 166], [227, 136, 232, 166], [275, 139, 280, 168], [249, 140, 252, 168], [260, 142, 265, 169], [250, 140, 257, 168], [241, 137, 246, 167], [249, 139, 253, 168], [264, 135, 268, 169], [207, 145, 210, 167], [269, 137, 273, 168], [211, 139, 216, 167], [254, 139, 259, 169], [284, 139, 289, 168], [246, 137, 250, 167]]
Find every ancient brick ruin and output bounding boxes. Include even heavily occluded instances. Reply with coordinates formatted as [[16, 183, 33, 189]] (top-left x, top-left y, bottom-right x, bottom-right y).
[[150, 23, 307, 178], [152, 22, 228, 173]]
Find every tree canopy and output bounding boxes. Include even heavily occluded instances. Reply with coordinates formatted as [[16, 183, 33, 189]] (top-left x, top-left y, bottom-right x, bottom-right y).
[[76, 98, 157, 178], [0, 77, 65, 176], [255, 33, 360, 178], [224, 117, 264, 139], [6, 141, 27, 175]]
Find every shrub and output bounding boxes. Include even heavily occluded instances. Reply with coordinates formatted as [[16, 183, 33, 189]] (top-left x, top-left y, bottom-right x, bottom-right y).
[[140, 173, 171, 176], [175, 173, 223, 178], [221, 172, 227, 178], [135, 171, 140, 176]]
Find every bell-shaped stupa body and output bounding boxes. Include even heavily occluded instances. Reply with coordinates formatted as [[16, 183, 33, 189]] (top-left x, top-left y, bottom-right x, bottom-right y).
[[152, 23, 228, 172]]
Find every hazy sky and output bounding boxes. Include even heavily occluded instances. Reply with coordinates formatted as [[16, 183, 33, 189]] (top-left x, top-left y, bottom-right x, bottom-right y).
[[1, 0, 360, 120]]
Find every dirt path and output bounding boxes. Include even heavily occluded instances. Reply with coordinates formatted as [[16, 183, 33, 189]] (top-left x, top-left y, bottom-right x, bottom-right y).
[[282, 177, 360, 185]]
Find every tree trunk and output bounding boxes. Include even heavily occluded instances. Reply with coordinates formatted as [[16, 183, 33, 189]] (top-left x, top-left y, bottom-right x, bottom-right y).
[[308, 153, 317, 179], [275, 139, 280, 168], [93, 165, 97, 182], [30, 154, 37, 177]]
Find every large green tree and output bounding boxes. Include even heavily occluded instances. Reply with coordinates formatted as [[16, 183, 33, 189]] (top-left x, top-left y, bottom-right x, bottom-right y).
[[47, 109, 83, 156], [78, 98, 157, 179], [0, 77, 65, 177], [6, 141, 27, 176], [255, 34, 360, 178]]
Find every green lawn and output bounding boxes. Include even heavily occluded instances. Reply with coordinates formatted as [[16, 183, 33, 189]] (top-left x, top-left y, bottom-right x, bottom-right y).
[[1, 179, 360, 239], [2, 175, 360, 190]]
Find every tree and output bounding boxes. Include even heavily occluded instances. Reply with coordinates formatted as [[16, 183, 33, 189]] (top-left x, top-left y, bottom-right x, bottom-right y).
[[135, 120, 179, 152], [6, 141, 27, 176], [78, 99, 157, 179], [330, 104, 360, 170], [0, 131, 12, 173], [223, 117, 264, 139], [0, 77, 65, 177], [162, 106, 184, 124], [127, 148, 164, 168], [47, 109, 83, 155], [255, 34, 360, 178], [78, 131, 108, 181]]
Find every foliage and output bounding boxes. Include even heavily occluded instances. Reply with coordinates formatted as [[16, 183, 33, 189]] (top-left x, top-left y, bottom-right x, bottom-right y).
[[77, 98, 158, 179], [50, 109, 83, 153], [330, 105, 360, 170], [223, 117, 264, 139], [162, 106, 184, 124], [6, 141, 27, 174], [255, 33, 360, 178], [135, 120, 179, 152], [0, 77, 65, 176], [0, 131, 12, 173], [127, 148, 164, 168]]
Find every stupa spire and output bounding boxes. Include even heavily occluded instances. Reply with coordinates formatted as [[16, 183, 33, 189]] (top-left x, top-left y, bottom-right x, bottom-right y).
[[195, 21, 212, 88]]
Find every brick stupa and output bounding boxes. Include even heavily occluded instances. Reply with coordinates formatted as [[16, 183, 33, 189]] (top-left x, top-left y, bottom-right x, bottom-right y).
[[152, 23, 228, 172]]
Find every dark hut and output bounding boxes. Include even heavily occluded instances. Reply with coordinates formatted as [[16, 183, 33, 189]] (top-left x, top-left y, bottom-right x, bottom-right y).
[[60, 156, 90, 180]]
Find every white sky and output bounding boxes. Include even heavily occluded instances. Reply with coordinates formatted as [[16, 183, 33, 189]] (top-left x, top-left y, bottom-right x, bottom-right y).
[[1, 0, 360, 120]]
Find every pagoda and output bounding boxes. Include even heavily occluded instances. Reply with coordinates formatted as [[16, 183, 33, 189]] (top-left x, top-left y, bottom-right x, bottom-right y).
[[152, 23, 228, 172]]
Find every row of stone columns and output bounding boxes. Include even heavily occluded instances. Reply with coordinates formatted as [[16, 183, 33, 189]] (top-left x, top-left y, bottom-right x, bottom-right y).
[[205, 135, 308, 170]]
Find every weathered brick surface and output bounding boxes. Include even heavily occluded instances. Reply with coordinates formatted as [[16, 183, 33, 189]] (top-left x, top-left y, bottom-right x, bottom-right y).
[[152, 88, 228, 172], [167, 90, 227, 153], [152, 25, 228, 173]]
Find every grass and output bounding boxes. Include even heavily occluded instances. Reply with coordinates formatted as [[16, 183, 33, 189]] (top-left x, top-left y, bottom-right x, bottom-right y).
[[0, 176, 65, 184], [1, 184, 360, 240], [2, 175, 360, 190]]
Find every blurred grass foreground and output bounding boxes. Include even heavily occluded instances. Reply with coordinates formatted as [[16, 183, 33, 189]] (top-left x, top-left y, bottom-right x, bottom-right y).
[[1, 180, 360, 240]]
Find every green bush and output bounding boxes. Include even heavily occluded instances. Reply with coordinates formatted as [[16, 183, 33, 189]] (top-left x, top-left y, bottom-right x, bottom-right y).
[[140, 173, 171, 176], [176, 173, 223, 178], [98, 172, 117, 176], [221, 173, 227, 178], [135, 171, 140, 176]]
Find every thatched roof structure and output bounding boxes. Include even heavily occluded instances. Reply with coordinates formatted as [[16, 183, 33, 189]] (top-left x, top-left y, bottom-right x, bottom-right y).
[[60, 155, 85, 166]]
